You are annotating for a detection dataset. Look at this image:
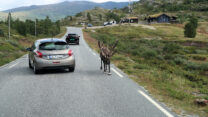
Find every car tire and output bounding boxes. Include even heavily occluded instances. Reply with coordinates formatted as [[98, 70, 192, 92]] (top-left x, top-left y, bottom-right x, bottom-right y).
[[33, 62, 39, 74], [29, 59, 32, 69], [68, 66, 75, 72]]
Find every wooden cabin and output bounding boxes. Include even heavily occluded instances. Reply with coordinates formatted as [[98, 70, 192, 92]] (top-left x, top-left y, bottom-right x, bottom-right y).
[[121, 17, 139, 23], [146, 13, 178, 24]]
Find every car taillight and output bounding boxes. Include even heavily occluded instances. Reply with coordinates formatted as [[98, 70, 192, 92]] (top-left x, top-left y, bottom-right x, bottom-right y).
[[36, 51, 43, 58], [68, 50, 73, 56]]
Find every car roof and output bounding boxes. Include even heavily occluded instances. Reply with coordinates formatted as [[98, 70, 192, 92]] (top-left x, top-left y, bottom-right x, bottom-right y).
[[36, 38, 66, 44], [68, 33, 77, 35]]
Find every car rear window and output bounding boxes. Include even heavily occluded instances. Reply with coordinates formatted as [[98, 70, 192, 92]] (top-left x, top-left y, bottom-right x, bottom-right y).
[[39, 42, 69, 50], [69, 34, 77, 36]]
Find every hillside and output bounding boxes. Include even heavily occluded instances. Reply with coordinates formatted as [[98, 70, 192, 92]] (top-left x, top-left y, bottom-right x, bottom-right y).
[[61, 7, 111, 26], [1, 1, 129, 21], [128, 0, 208, 20], [0, 12, 7, 20]]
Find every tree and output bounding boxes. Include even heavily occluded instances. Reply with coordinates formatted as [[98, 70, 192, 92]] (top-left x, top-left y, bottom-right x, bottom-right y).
[[184, 16, 198, 38], [0, 29, 4, 37], [189, 16, 198, 28], [25, 19, 35, 35], [13, 19, 26, 36], [87, 12, 92, 22], [106, 12, 120, 22], [99, 14, 102, 21], [184, 22, 197, 38], [75, 12, 82, 17], [44, 16, 52, 35]]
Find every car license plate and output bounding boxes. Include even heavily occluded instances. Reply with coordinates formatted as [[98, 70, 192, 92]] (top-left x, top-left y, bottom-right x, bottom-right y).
[[53, 62, 60, 64], [48, 55, 64, 59], [70, 39, 75, 41]]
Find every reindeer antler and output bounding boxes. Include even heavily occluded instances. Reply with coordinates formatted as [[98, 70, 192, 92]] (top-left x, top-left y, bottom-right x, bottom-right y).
[[112, 40, 119, 50], [109, 40, 119, 57], [98, 41, 101, 49]]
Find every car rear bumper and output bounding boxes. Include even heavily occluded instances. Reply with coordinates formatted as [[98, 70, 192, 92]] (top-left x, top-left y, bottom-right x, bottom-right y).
[[35, 56, 75, 70], [66, 38, 79, 43]]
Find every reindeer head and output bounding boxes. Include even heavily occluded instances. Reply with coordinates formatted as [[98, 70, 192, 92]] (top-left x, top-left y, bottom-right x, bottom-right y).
[[98, 40, 119, 59]]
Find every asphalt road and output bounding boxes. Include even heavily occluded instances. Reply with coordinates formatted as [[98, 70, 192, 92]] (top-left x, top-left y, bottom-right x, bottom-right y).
[[0, 27, 177, 117]]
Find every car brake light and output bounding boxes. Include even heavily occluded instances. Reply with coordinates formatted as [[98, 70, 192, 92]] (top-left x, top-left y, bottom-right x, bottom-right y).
[[68, 50, 73, 56], [36, 51, 43, 58]]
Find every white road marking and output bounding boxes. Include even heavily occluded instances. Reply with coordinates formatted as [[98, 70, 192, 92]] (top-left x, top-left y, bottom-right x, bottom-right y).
[[138, 90, 174, 117], [111, 68, 123, 78], [8, 62, 19, 69]]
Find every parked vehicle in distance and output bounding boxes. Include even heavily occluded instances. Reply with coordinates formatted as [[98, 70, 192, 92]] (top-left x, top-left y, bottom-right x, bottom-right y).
[[26, 38, 75, 74], [104, 22, 111, 26], [66, 33, 80, 45], [88, 24, 93, 27], [104, 20, 116, 26]]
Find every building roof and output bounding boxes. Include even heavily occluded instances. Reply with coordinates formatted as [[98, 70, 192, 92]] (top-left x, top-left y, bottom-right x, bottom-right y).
[[126, 17, 138, 19], [148, 13, 177, 18]]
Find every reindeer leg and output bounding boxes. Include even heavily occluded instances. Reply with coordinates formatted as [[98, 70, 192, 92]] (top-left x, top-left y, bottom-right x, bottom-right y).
[[100, 58, 102, 70], [104, 62, 107, 73], [108, 61, 112, 75]]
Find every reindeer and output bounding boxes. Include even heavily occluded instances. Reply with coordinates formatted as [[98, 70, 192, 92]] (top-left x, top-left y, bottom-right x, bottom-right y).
[[98, 40, 118, 75]]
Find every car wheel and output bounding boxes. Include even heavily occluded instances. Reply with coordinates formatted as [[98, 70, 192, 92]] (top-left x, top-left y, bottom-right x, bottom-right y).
[[29, 59, 32, 69], [77, 42, 79, 45], [68, 66, 75, 72], [33, 63, 39, 74]]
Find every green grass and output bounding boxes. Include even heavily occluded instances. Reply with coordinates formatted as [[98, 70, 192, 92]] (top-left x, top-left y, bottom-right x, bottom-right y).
[[83, 24, 208, 116]]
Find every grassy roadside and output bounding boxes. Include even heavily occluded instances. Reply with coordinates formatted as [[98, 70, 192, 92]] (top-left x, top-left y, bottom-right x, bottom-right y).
[[0, 26, 67, 67], [83, 23, 208, 116]]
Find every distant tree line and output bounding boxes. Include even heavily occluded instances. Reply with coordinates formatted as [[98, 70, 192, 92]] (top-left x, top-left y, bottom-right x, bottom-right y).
[[4, 14, 60, 37]]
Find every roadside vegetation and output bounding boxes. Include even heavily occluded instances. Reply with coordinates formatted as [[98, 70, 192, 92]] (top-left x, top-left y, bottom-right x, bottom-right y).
[[0, 15, 66, 67], [83, 23, 208, 116]]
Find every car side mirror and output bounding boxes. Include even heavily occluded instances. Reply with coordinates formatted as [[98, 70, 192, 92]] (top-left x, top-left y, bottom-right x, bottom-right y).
[[26, 48, 32, 51]]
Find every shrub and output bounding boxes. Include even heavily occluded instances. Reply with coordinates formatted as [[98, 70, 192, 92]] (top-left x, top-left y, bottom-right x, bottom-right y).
[[192, 55, 207, 61], [174, 57, 187, 65], [163, 43, 181, 54], [0, 29, 4, 37], [184, 23, 196, 38], [184, 16, 198, 38], [194, 49, 207, 54], [199, 63, 208, 71], [167, 88, 188, 100], [184, 73, 201, 81], [142, 49, 157, 59], [185, 62, 200, 70]]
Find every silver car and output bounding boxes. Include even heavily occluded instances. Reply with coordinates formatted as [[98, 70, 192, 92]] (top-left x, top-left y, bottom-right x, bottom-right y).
[[27, 38, 75, 74]]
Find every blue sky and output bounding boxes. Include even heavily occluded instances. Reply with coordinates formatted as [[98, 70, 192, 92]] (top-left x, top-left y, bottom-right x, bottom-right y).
[[0, 0, 136, 11]]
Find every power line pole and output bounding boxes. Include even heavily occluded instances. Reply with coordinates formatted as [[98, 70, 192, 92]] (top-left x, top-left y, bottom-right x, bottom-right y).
[[8, 12, 11, 40], [35, 19, 37, 37], [128, 0, 131, 24]]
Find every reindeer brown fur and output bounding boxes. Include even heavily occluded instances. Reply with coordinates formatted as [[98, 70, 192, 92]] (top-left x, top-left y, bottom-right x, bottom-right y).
[[98, 40, 118, 75]]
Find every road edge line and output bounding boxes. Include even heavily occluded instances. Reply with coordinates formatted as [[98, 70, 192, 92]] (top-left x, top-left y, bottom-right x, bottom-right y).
[[138, 90, 174, 117], [112, 68, 123, 78]]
